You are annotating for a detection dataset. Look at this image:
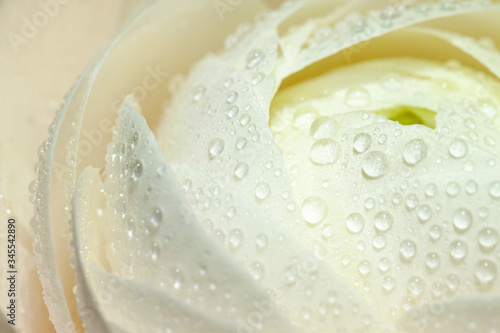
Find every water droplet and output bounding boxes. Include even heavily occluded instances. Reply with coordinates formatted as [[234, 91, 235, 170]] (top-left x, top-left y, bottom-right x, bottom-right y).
[[358, 260, 372, 277], [151, 242, 160, 261], [474, 260, 497, 287], [446, 274, 459, 291], [345, 86, 371, 108], [377, 257, 391, 273], [382, 276, 396, 293], [294, 106, 319, 129], [465, 180, 477, 194], [425, 183, 437, 197], [234, 162, 249, 179], [346, 213, 365, 233], [148, 208, 162, 233], [171, 267, 184, 289], [488, 181, 500, 199], [255, 182, 271, 200], [445, 182, 460, 197], [478, 228, 498, 251], [321, 224, 334, 239], [229, 228, 244, 251], [236, 137, 247, 150], [310, 117, 337, 139], [450, 240, 468, 262], [247, 49, 265, 68], [130, 160, 143, 181], [302, 196, 327, 224], [192, 85, 206, 102], [226, 91, 238, 104], [256, 234, 268, 250], [416, 205, 432, 223], [250, 261, 265, 280], [362, 151, 388, 179], [403, 139, 427, 166], [310, 139, 341, 165], [425, 252, 440, 271], [449, 139, 468, 158], [399, 239, 417, 262], [353, 133, 372, 153], [429, 225, 442, 241], [226, 105, 239, 118], [372, 235, 386, 250], [407, 276, 425, 297], [208, 138, 225, 159], [453, 207, 472, 232], [374, 211, 393, 232]]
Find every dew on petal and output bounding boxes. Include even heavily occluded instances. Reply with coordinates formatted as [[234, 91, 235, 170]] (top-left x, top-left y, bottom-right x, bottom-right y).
[[452, 207, 472, 232], [310, 139, 341, 165], [399, 239, 417, 262], [302, 196, 328, 224], [346, 213, 365, 233], [353, 133, 372, 154], [403, 139, 427, 166], [449, 139, 468, 158], [362, 151, 388, 179], [208, 138, 225, 159]]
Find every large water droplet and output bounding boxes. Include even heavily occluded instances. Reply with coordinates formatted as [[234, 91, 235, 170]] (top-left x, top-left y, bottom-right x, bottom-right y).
[[382, 276, 396, 293], [452, 207, 472, 232], [425, 252, 440, 271], [310, 139, 342, 165], [346, 213, 365, 233], [353, 133, 372, 153], [449, 139, 468, 158], [208, 138, 225, 159], [478, 228, 498, 251], [474, 260, 497, 287], [255, 182, 271, 200], [345, 86, 371, 108], [399, 239, 417, 262], [302, 196, 327, 224], [449, 240, 468, 262], [234, 162, 249, 179], [362, 151, 388, 179], [403, 139, 427, 166], [358, 260, 372, 277], [407, 276, 425, 297], [374, 211, 393, 232], [488, 181, 500, 199]]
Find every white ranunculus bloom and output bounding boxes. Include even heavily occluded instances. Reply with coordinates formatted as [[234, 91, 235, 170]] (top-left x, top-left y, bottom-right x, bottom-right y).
[[3, 0, 500, 332]]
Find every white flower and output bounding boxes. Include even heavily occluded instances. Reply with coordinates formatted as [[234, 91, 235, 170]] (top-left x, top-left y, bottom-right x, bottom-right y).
[[4, 0, 500, 332]]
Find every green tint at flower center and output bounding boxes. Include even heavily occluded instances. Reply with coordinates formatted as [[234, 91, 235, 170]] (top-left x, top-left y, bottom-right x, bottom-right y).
[[374, 105, 436, 129]]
